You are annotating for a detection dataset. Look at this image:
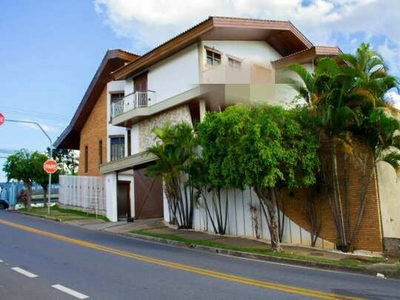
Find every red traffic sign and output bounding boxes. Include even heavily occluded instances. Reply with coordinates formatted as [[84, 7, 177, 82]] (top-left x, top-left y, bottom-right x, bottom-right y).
[[43, 159, 58, 174], [0, 113, 4, 126]]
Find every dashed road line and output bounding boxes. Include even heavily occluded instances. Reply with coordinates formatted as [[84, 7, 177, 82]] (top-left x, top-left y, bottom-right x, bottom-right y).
[[11, 267, 38, 278], [52, 284, 89, 299]]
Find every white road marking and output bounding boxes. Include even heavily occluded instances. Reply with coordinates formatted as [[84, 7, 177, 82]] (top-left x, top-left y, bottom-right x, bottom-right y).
[[52, 284, 89, 299], [11, 267, 38, 278]]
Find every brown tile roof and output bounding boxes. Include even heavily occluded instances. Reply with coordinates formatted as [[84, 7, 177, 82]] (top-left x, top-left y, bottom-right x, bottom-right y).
[[272, 46, 342, 68], [112, 16, 314, 80]]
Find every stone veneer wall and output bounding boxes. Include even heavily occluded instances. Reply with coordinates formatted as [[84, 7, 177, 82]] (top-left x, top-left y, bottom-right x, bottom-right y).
[[79, 87, 107, 176], [138, 105, 192, 152]]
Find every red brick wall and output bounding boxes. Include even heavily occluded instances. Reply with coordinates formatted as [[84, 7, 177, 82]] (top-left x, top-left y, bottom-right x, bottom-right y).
[[282, 139, 383, 252], [78, 87, 107, 176]]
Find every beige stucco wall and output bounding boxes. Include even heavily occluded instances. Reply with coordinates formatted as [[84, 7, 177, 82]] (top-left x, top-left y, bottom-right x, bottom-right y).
[[377, 161, 400, 238], [138, 105, 192, 152]]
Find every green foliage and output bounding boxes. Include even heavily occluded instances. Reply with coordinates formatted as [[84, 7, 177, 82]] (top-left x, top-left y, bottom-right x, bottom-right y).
[[287, 42, 400, 252], [197, 104, 320, 250], [146, 121, 197, 229], [2, 149, 55, 210], [49, 147, 79, 175], [198, 105, 320, 191]]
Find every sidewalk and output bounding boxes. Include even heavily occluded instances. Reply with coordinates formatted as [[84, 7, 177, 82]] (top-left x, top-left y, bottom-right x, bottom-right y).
[[61, 216, 400, 279]]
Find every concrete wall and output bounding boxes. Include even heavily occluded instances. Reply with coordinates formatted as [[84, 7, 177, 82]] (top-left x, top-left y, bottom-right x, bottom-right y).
[[377, 161, 400, 251], [162, 187, 335, 250]]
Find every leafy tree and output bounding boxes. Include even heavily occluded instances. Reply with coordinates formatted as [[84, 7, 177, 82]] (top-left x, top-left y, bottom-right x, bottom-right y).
[[2, 149, 49, 210], [146, 122, 197, 229], [195, 111, 234, 235], [287, 43, 400, 251], [48, 147, 78, 175], [198, 105, 320, 251]]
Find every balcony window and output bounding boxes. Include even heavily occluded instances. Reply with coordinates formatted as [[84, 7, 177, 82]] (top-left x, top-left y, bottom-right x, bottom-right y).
[[111, 93, 124, 103], [206, 49, 221, 66], [110, 136, 125, 161]]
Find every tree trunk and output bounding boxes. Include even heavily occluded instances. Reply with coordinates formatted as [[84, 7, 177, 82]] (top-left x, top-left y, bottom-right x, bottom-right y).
[[255, 186, 282, 252], [25, 181, 33, 211]]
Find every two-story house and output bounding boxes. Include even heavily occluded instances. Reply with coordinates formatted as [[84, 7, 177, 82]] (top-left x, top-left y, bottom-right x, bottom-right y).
[[55, 16, 341, 222], [56, 17, 390, 252]]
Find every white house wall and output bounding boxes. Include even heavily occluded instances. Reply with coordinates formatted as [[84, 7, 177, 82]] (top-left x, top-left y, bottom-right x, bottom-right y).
[[202, 40, 281, 70], [107, 80, 128, 161], [147, 43, 199, 104], [105, 173, 118, 222]]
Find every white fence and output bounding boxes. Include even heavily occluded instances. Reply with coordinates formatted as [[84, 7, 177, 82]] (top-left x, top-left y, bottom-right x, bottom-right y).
[[58, 175, 106, 216], [188, 188, 335, 249]]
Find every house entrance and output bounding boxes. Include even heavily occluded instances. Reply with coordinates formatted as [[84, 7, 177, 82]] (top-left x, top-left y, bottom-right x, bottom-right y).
[[117, 181, 131, 220], [134, 166, 163, 219]]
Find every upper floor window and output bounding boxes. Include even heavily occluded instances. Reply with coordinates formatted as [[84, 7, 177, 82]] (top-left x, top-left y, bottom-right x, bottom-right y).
[[228, 57, 242, 69], [206, 49, 221, 66], [110, 136, 125, 161], [111, 93, 124, 104]]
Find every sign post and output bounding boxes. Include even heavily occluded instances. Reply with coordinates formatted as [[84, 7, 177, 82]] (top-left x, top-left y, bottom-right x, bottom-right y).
[[43, 159, 57, 214]]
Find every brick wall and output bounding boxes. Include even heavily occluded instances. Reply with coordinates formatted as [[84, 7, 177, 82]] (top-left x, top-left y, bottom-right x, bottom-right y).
[[281, 139, 383, 252], [78, 87, 107, 176]]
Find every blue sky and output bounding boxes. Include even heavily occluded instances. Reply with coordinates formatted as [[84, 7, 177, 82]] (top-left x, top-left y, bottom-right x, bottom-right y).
[[1, 0, 399, 182]]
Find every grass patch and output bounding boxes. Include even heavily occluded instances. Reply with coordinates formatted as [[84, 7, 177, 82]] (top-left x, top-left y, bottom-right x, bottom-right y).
[[20, 205, 109, 222], [131, 230, 380, 268]]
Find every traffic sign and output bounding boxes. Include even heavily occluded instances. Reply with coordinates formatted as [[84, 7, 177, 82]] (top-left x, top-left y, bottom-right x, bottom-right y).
[[43, 159, 58, 174], [0, 113, 4, 126]]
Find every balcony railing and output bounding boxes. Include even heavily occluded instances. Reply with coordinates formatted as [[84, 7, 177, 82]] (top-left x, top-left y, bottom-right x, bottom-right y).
[[111, 90, 156, 118]]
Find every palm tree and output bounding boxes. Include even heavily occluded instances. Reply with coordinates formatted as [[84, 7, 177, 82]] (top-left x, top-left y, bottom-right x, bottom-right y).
[[146, 122, 197, 229], [287, 43, 399, 252]]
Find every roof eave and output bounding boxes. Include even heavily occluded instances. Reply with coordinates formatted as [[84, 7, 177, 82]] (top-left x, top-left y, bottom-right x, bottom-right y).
[[54, 50, 139, 149]]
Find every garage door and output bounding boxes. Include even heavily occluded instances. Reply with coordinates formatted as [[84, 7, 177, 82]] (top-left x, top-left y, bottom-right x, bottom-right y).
[[134, 166, 163, 219]]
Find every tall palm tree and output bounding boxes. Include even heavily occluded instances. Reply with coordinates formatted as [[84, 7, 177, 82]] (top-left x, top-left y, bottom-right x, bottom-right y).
[[146, 122, 197, 229], [287, 43, 399, 252]]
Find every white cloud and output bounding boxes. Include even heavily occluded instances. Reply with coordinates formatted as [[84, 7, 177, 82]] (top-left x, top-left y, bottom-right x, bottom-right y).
[[93, 0, 400, 76]]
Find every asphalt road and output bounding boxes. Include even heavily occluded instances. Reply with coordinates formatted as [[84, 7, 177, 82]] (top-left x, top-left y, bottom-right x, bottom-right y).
[[0, 210, 399, 300]]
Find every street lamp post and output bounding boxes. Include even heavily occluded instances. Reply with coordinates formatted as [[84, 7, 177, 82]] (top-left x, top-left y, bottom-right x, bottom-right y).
[[3, 118, 54, 214]]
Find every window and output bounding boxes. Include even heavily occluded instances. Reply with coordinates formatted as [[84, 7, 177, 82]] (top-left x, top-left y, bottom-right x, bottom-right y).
[[206, 49, 221, 66], [84, 146, 88, 173], [110, 93, 125, 117], [99, 140, 103, 165], [228, 57, 242, 69], [110, 136, 125, 161], [111, 93, 124, 103]]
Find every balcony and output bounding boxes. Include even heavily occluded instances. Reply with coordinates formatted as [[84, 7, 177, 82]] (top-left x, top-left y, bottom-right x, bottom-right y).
[[111, 90, 156, 118]]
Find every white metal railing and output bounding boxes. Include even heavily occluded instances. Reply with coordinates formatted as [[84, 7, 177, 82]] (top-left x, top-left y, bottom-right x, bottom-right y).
[[111, 90, 156, 117]]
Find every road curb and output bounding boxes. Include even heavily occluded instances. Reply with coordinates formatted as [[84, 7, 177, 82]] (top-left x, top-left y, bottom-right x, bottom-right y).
[[127, 232, 400, 279], [14, 210, 62, 223]]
